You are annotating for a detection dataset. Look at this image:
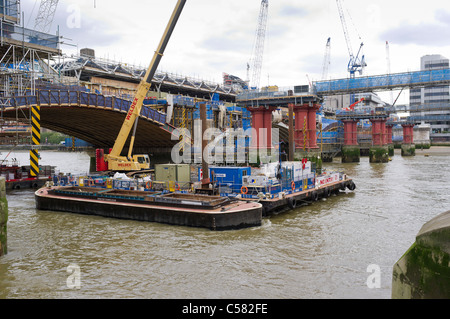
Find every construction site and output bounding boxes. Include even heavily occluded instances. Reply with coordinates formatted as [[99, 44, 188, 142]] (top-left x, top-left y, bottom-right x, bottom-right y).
[[0, 0, 448, 165]]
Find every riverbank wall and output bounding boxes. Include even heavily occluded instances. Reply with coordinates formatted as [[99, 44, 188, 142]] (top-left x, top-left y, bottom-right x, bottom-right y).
[[392, 210, 450, 299]]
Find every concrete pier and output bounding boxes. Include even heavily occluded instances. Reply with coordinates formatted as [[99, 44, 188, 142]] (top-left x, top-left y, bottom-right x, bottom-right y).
[[401, 124, 416, 157], [370, 118, 390, 163], [342, 119, 360, 163], [392, 211, 450, 299], [0, 177, 8, 256]]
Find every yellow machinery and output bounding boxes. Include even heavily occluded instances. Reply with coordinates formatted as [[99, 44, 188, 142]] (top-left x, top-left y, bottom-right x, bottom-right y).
[[102, 0, 186, 171]]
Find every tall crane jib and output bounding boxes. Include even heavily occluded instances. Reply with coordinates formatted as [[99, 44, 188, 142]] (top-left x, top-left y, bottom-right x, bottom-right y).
[[335, 0, 366, 78], [250, 0, 269, 89], [34, 0, 59, 34], [322, 37, 331, 81]]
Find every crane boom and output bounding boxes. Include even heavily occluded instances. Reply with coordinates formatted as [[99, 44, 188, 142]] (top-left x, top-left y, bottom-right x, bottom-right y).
[[105, 0, 186, 171], [34, 0, 59, 34], [250, 0, 269, 89], [321, 37, 331, 80], [336, 0, 366, 78]]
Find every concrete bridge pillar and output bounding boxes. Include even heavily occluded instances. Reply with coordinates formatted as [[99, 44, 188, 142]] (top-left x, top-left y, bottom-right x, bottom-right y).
[[386, 124, 395, 156], [342, 119, 360, 163], [290, 103, 322, 172], [248, 106, 276, 163], [402, 124, 415, 157], [370, 118, 389, 163], [292, 103, 320, 151]]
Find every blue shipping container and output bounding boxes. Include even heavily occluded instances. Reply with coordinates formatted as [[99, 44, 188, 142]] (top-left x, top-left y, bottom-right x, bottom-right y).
[[198, 166, 251, 192]]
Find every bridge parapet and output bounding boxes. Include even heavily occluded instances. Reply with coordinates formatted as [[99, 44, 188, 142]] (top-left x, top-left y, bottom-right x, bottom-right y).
[[0, 90, 168, 125]]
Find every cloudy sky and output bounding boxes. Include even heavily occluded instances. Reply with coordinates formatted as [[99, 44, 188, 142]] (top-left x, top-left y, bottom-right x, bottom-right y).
[[21, 0, 450, 103]]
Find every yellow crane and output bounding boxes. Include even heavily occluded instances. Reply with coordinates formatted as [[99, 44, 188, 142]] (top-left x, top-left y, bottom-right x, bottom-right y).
[[102, 0, 186, 171]]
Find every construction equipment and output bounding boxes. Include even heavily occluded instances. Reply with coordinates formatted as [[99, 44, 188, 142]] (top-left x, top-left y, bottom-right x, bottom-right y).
[[336, 0, 366, 78], [34, 0, 59, 33], [349, 97, 364, 110], [321, 37, 331, 81], [100, 0, 186, 172], [249, 0, 269, 89]]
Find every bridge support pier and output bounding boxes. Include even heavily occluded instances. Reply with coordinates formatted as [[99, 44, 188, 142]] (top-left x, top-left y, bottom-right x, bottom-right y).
[[342, 120, 360, 163], [248, 106, 277, 164], [289, 103, 322, 172], [402, 124, 416, 157], [370, 118, 390, 163], [386, 124, 395, 157]]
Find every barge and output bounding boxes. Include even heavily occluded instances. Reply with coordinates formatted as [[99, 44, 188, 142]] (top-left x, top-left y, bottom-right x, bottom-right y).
[[202, 162, 356, 216], [35, 186, 263, 230]]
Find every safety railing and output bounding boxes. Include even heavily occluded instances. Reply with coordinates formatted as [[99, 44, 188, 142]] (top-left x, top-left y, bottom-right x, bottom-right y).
[[0, 89, 167, 125]]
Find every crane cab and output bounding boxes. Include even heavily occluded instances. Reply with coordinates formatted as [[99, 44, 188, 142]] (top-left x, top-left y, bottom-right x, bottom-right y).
[[132, 154, 150, 170]]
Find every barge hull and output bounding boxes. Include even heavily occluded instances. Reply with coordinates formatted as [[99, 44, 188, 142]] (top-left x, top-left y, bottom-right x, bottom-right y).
[[35, 188, 262, 231], [260, 178, 356, 216]]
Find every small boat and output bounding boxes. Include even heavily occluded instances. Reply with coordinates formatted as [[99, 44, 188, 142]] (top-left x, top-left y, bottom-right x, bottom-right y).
[[1, 159, 54, 190]]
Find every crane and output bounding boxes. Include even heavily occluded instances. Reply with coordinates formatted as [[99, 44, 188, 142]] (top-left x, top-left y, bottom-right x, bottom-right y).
[[336, 0, 366, 78], [386, 41, 394, 104], [34, 0, 59, 34], [101, 0, 186, 172], [321, 37, 331, 80], [249, 0, 269, 89]]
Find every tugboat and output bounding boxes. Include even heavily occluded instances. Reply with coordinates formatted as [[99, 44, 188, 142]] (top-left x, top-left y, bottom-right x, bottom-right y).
[[0, 158, 54, 190]]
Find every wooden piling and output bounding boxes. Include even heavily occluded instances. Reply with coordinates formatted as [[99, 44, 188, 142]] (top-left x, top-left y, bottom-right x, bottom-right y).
[[0, 177, 8, 256]]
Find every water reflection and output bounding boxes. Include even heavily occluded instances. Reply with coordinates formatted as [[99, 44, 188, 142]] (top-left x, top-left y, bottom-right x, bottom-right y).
[[1, 149, 449, 299]]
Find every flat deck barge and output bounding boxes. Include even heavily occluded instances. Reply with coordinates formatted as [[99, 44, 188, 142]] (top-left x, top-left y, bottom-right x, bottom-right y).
[[35, 186, 263, 230]]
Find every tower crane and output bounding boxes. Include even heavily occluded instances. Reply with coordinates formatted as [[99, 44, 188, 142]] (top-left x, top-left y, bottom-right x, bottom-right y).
[[336, 0, 366, 78], [34, 0, 59, 34], [249, 0, 269, 89], [321, 37, 331, 80]]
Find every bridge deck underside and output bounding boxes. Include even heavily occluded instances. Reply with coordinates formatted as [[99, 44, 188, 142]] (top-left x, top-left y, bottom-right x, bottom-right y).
[[2, 106, 177, 151]]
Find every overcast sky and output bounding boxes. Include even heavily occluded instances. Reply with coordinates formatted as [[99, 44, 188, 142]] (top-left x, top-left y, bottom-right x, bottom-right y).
[[22, 0, 450, 103]]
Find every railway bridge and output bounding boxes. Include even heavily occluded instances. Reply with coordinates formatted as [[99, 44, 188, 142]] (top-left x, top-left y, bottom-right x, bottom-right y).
[[0, 89, 179, 155]]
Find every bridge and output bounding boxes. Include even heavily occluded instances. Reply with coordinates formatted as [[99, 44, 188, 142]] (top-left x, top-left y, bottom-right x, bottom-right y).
[[0, 89, 179, 153], [313, 68, 450, 96]]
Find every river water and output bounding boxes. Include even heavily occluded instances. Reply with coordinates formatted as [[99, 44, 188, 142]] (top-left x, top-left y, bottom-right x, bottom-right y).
[[0, 148, 449, 299]]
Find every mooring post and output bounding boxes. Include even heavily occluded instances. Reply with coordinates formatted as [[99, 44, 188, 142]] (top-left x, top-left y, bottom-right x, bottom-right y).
[[0, 177, 8, 256]]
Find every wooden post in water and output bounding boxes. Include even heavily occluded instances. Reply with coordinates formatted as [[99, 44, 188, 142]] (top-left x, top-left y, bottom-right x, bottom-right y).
[[0, 177, 8, 256], [288, 104, 294, 161]]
